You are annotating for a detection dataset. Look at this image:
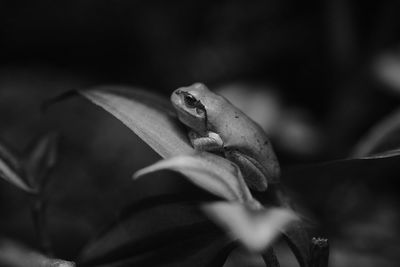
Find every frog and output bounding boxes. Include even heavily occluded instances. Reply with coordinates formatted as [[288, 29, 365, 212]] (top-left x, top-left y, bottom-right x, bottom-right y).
[[170, 83, 280, 191]]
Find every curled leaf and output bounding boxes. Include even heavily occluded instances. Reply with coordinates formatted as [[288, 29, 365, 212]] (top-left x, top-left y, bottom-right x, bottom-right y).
[[202, 202, 298, 252], [134, 152, 254, 203]]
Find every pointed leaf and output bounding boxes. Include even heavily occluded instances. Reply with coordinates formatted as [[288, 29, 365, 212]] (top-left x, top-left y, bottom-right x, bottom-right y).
[[353, 108, 400, 157], [202, 202, 298, 252], [134, 152, 254, 203], [24, 132, 58, 188], [0, 141, 35, 193], [79, 87, 193, 159], [79, 194, 235, 267], [285, 154, 400, 196], [269, 186, 311, 267]]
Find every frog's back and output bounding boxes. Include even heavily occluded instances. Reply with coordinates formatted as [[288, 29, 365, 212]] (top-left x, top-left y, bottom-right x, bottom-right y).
[[207, 95, 280, 183]]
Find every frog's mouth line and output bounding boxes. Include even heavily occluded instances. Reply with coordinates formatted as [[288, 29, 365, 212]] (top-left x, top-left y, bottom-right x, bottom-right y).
[[176, 105, 208, 130]]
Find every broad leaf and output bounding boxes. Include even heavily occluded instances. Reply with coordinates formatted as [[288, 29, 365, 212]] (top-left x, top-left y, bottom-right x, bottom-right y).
[[78, 194, 235, 267], [203, 202, 297, 252], [353, 108, 400, 157], [0, 140, 35, 193], [134, 152, 254, 203], [80, 86, 193, 158]]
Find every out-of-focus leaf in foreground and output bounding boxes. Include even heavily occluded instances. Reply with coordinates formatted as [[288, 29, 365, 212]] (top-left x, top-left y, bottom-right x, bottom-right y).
[[203, 202, 298, 252], [374, 51, 400, 94], [134, 152, 254, 203], [0, 140, 35, 193], [78, 194, 235, 267], [134, 152, 299, 255], [0, 239, 75, 267], [353, 108, 400, 158]]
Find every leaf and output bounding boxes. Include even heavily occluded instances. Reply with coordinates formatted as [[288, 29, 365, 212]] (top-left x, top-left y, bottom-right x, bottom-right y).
[[134, 152, 255, 203], [285, 154, 400, 194], [0, 140, 35, 193], [78, 194, 235, 267], [24, 132, 58, 188], [282, 221, 311, 267], [374, 52, 400, 93], [202, 202, 298, 252], [262, 248, 280, 267], [267, 186, 311, 267], [353, 108, 400, 157], [79, 86, 193, 159], [0, 239, 75, 267], [282, 155, 400, 267]]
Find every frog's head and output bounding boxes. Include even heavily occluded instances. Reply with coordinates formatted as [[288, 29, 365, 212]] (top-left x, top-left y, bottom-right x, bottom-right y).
[[171, 83, 209, 133]]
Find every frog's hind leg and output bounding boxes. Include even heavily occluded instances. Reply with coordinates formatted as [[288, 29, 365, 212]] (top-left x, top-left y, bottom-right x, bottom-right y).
[[188, 130, 224, 152], [224, 150, 268, 191]]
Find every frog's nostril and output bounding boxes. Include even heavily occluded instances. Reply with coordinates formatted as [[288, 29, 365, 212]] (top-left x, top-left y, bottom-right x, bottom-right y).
[[175, 90, 182, 95]]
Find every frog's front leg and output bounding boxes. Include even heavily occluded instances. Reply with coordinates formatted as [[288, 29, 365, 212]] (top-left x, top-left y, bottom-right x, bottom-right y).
[[188, 130, 224, 152], [224, 149, 268, 192]]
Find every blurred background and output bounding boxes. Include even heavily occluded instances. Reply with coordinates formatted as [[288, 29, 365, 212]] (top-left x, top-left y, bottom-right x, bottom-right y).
[[1, 1, 400, 266]]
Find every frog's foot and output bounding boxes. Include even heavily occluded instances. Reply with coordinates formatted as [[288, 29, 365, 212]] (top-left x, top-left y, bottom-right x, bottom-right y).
[[224, 150, 269, 192], [188, 130, 224, 152]]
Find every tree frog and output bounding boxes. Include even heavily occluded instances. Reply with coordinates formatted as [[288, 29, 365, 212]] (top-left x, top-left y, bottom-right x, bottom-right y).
[[171, 83, 280, 191]]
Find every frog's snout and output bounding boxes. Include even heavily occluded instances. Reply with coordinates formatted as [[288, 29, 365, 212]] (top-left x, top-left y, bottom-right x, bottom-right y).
[[170, 89, 182, 108]]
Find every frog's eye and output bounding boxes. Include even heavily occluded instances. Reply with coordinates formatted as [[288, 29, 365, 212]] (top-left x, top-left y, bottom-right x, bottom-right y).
[[195, 107, 205, 115], [183, 94, 199, 108]]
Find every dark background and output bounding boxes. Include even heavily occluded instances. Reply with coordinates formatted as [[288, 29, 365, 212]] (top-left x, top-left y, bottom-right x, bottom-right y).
[[1, 1, 400, 266], [2, 1, 400, 154]]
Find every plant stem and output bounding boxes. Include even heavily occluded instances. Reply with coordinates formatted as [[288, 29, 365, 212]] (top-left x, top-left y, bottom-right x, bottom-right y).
[[309, 237, 329, 267], [31, 194, 53, 256], [262, 248, 280, 267]]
